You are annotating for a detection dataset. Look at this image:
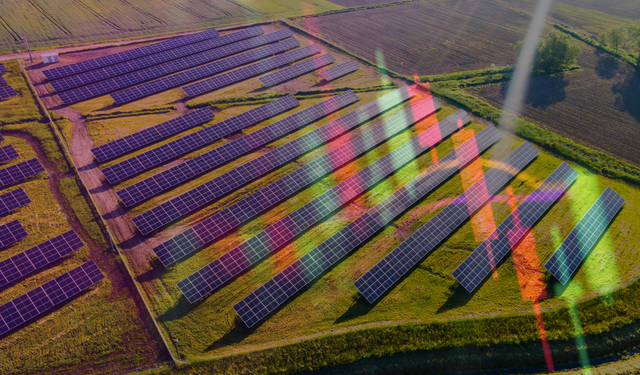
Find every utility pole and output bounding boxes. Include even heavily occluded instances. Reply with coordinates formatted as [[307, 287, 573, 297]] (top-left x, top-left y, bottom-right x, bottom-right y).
[[21, 33, 33, 63], [172, 338, 181, 361]]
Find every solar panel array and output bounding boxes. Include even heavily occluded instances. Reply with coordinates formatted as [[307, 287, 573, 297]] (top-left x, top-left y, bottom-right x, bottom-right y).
[[127, 91, 358, 226], [50, 27, 264, 92], [108, 31, 297, 105], [355, 142, 539, 303], [320, 60, 359, 82], [452, 163, 578, 292], [0, 76, 7, 87], [0, 134, 4, 142], [0, 260, 104, 336], [0, 230, 84, 289], [91, 108, 215, 164], [0, 145, 19, 163], [43, 28, 220, 80], [0, 159, 45, 188], [178, 109, 472, 303], [0, 220, 27, 249], [151, 96, 441, 266], [0, 64, 7, 75], [0, 86, 17, 101], [545, 187, 625, 284], [102, 95, 298, 184], [0, 189, 31, 216], [259, 53, 336, 87], [233, 126, 503, 327], [183, 44, 322, 97]]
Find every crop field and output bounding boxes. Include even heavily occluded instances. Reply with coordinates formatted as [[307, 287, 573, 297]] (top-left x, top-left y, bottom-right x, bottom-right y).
[[290, 0, 533, 76], [324, 0, 412, 7], [0, 0, 342, 54], [467, 39, 640, 167], [556, 0, 640, 20], [0, 61, 167, 374]]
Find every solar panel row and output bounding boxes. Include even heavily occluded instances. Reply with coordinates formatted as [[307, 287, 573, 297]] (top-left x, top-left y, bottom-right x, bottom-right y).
[[182, 44, 323, 97], [127, 91, 358, 226], [91, 108, 215, 163], [233, 126, 504, 327], [59, 30, 295, 104], [151, 96, 441, 266], [0, 189, 31, 216], [0, 230, 84, 289], [452, 163, 578, 292], [0, 159, 45, 188], [102, 95, 298, 184], [50, 27, 264, 92], [0, 220, 27, 249], [43, 28, 220, 80], [320, 60, 359, 82], [0, 134, 4, 142], [108, 31, 297, 105], [0, 86, 17, 101], [0, 76, 7, 87], [178, 109, 472, 303], [132, 87, 414, 237], [0, 64, 7, 75], [0, 145, 19, 163], [259, 53, 336, 87], [0, 260, 104, 336], [545, 187, 625, 284], [355, 142, 539, 303]]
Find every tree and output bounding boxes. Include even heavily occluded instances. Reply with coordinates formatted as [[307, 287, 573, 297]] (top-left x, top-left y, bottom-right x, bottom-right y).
[[515, 32, 581, 74], [607, 26, 626, 53], [599, 32, 608, 46]]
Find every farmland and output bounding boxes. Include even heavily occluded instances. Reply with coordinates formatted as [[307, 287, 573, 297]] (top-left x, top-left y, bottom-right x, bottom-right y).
[[0, 0, 342, 54], [556, 0, 640, 20]]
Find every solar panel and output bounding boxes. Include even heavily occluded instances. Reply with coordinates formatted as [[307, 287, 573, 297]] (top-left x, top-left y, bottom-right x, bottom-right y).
[[0, 86, 17, 101], [129, 86, 415, 232], [0, 64, 7, 75], [0, 159, 45, 188], [0, 76, 7, 87], [102, 95, 298, 184], [105, 31, 297, 105], [452, 163, 578, 292], [182, 44, 322, 97], [91, 108, 215, 164], [0, 260, 104, 336], [120, 91, 357, 209], [0, 134, 4, 142], [320, 60, 359, 82], [178, 110, 472, 303], [545, 187, 625, 285], [260, 54, 336, 87], [151, 96, 442, 266], [50, 27, 265, 92], [232, 126, 504, 327], [355, 142, 539, 303], [0, 145, 19, 163], [0, 230, 84, 290], [0, 189, 31, 216], [0, 220, 27, 249], [58, 31, 294, 105], [43, 28, 220, 80]]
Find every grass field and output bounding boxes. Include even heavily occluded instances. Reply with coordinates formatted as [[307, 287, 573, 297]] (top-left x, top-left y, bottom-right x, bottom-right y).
[[0, 0, 342, 55], [290, 0, 533, 75], [466, 38, 640, 167]]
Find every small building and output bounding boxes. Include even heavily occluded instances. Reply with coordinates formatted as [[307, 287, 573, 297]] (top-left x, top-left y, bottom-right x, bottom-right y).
[[41, 52, 59, 64]]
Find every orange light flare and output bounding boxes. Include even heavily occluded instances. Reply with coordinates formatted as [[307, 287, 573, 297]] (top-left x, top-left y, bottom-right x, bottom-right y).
[[505, 186, 554, 371]]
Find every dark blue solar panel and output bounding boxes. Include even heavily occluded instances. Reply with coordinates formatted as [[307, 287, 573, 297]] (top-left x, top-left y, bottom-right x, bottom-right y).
[[50, 27, 263, 92], [0, 159, 45, 188], [233, 126, 506, 327], [0, 145, 19, 163], [182, 44, 322, 97], [126, 91, 358, 224], [0, 220, 27, 249], [259, 53, 336, 87], [0, 86, 17, 100], [320, 60, 359, 82], [0, 76, 7, 87], [91, 108, 215, 163], [0, 260, 104, 336], [178, 109, 472, 303], [545, 187, 625, 284], [152, 95, 441, 266], [452, 163, 578, 292], [102, 95, 298, 184], [0, 188, 31, 216], [105, 31, 296, 105], [0, 64, 7, 75], [0, 230, 84, 289], [43, 28, 220, 80]]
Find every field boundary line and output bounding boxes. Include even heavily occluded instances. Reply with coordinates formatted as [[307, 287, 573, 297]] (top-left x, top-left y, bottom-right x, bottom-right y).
[[16, 58, 183, 367]]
